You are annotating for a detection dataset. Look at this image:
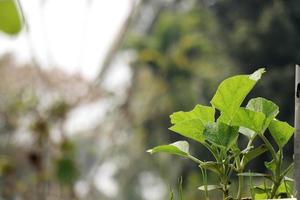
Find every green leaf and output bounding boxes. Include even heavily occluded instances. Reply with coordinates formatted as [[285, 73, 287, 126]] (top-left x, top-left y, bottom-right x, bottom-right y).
[[169, 105, 215, 143], [231, 108, 266, 133], [242, 144, 268, 166], [147, 141, 190, 157], [0, 0, 23, 35], [247, 97, 279, 131], [276, 181, 293, 198], [203, 122, 239, 149], [55, 157, 79, 185], [170, 104, 215, 124], [253, 186, 271, 194], [198, 185, 222, 191], [211, 68, 265, 124], [239, 98, 279, 138], [199, 161, 223, 175], [265, 159, 276, 174], [268, 119, 294, 148]]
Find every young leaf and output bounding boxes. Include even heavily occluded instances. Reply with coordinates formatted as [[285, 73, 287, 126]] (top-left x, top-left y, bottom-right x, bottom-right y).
[[147, 141, 190, 157], [198, 185, 222, 191], [231, 108, 266, 133], [169, 105, 215, 143], [268, 119, 294, 148], [203, 122, 239, 150], [242, 144, 268, 166], [199, 161, 223, 175], [246, 97, 279, 131], [211, 68, 265, 124], [265, 159, 276, 174]]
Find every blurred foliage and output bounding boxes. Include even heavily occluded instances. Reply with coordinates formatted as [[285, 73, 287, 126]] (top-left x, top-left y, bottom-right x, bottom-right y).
[[0, 0, 23, 35]]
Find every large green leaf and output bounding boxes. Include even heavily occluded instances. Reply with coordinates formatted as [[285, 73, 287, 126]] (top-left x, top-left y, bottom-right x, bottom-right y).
[[169, 104, 215, 143], [0, 0, 23, 35], [231, 108, 266, 133], [268, 119, 294, 148], [203, 122, 239, 149], [147, 141, 190, 157], [211, 68, 265, 124]]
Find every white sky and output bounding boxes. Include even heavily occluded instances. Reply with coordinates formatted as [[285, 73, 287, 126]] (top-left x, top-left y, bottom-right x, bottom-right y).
[[0, 0, 135, 80], [0, 0, 140, 198]]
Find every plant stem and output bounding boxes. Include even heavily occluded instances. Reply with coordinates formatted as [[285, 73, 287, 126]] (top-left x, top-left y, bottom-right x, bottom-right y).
[[259, 134, 277, 161], [188, 155, 203, 165], [236, 137, 254, 200]]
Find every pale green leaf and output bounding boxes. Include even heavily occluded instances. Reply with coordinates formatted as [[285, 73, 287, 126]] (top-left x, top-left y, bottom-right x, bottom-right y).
[[199, 161, 223, 175], [170, 104, 215, 124], [265, 159, 276, 174], [231, 108, 266, 133], [0, 0, 23, 35], [169, 105, 215, 143], [211, 68, 265, 124], [268, 119, 294, 148], [239, 127, 256, 139], [198, 185, 221, 191], [147, 141, 190, 157], [203, 122, 239, 149], [247, 97, 279, 132]]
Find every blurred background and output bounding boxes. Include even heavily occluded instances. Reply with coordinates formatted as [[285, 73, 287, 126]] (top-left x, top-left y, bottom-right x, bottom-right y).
[[0, 0, 299, 199]]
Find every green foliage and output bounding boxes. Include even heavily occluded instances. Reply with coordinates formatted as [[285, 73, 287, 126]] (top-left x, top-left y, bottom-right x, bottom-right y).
[[269, 119, 295, 149], [55, 157, 79, 185], [169, 105, 215, 143], [0, 0, 23, 35], [203, 122, 238, 150], [211, 68, 265, 124], [147, 141, 190, 157], [148, 69, 294, 199]]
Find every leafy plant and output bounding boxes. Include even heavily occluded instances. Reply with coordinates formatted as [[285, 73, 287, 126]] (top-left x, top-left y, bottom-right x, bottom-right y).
[[148, 69, 294, 199]]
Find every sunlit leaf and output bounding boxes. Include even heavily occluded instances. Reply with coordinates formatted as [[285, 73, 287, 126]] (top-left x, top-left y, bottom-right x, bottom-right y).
[[0, 0, 23, 35], [203, 122, 238, 149], [147, 141, 190, 157], [231, 108, 265, 133], [211, 68, 265, 124], [268, 119, 294, 148], [169, 104, 215, 143], [247, 97, 279, 131]]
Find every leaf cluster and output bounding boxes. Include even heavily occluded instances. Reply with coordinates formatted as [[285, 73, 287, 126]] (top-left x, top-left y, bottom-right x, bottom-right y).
[[148, 69, 294, 199]]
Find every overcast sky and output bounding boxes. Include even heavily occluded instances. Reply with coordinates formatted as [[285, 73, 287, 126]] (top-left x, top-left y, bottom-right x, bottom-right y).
[[0, 0, 135, 80]]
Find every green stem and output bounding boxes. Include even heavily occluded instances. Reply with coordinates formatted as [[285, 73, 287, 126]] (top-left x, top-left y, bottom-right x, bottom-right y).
[[259, 134, 277, 161], [236, 175, 243, 200], [188, 155, 204, 165], [269, 148, 282, 198], [236, 137, 254, 200]]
